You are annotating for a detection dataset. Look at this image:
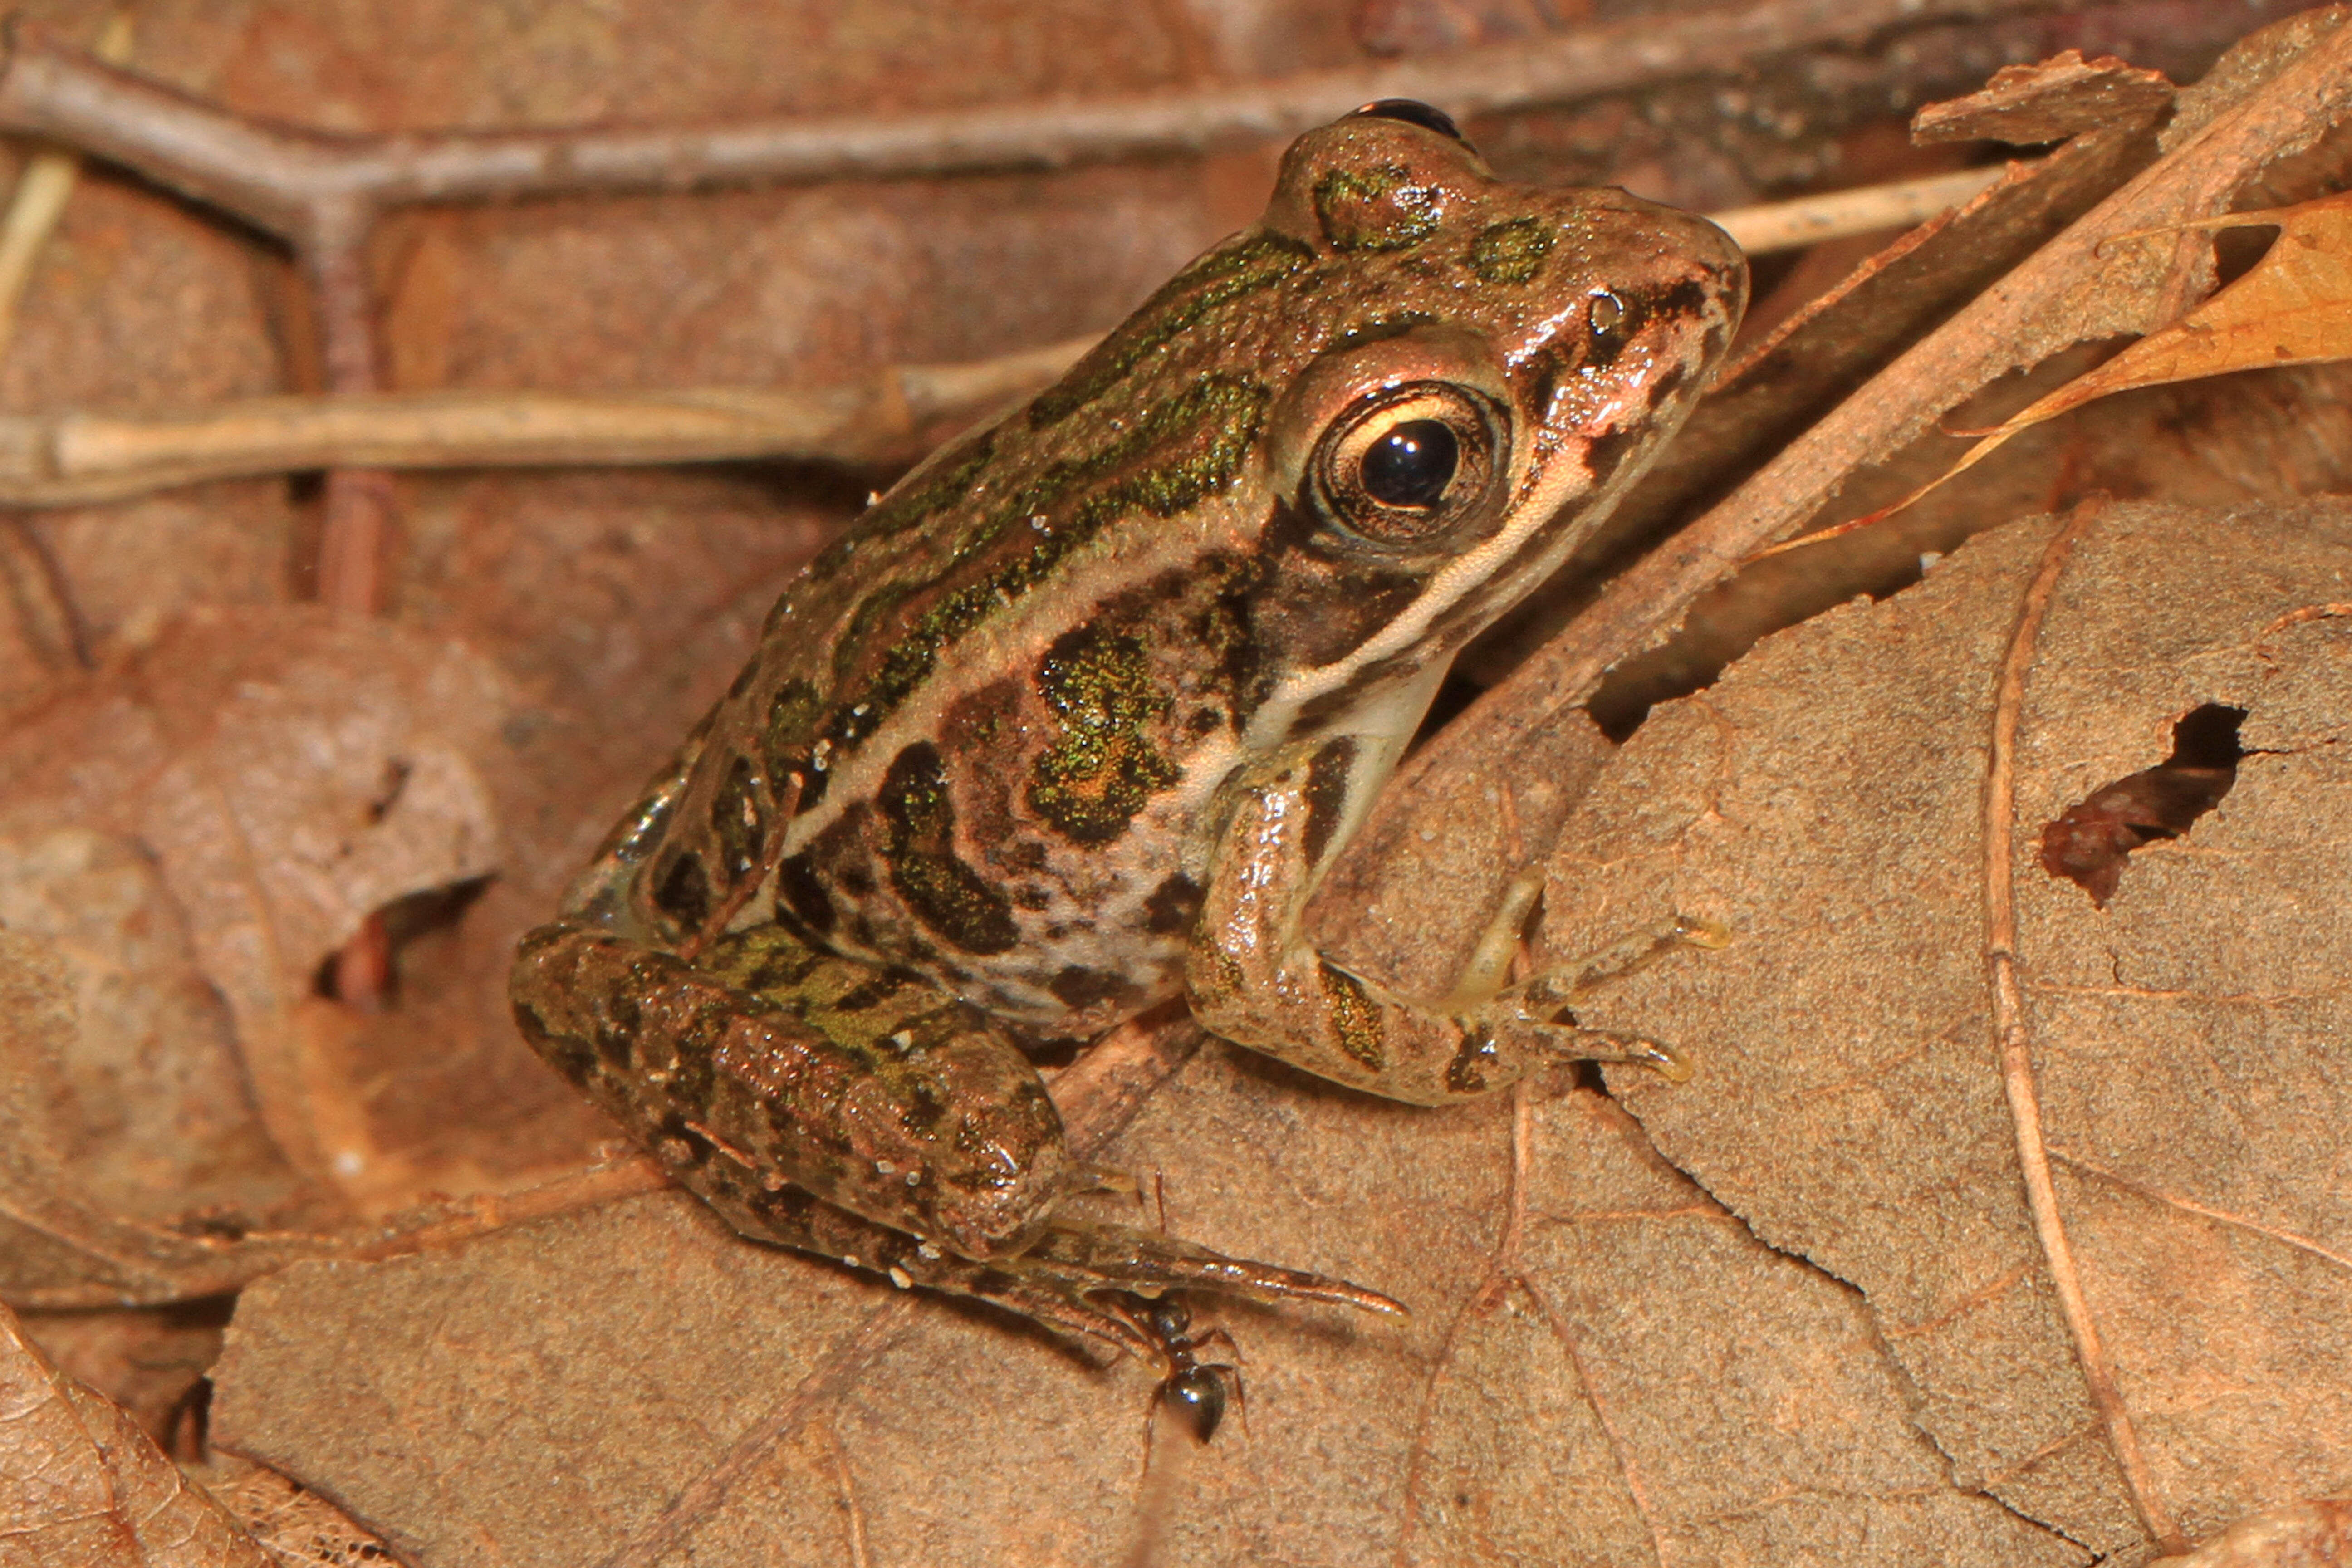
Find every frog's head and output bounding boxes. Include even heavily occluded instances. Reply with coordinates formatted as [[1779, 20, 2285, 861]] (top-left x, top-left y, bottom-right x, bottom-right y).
[[1238, 101, 1745, 738], [1032, 101, 1744, 751]]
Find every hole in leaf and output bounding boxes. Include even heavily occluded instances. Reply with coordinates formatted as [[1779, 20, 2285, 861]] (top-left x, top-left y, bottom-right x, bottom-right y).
[[2040, 704, 2245, 906], [313, 874, 493, 1002]]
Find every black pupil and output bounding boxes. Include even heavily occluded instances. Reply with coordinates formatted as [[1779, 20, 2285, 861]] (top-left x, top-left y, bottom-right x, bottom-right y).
[[1360, 420, 1459, 509], [1347, 98, 1468, 146]]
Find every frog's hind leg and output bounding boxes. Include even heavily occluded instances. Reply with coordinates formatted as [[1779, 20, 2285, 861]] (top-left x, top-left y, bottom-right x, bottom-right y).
[[510, 918, 1396, 1354], [513, 918, 1073, 1260], [681, 1164, 1399, 1360]]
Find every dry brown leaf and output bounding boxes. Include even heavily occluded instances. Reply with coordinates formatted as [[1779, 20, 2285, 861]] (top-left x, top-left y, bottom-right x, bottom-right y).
[[1866, 186, 2352, 521], [1542, 498, 2352, 1564], [2152, 1499, 2352, 1568], [0, 608, 509, 1303], [194, 1455, 398, 1568], [0, 1296, 269, 1568], [14, 1304, 227, 1457], [1912, 50, 2176, 147], [211, 1063, 2079, 1565], [0, 929, 334, 1308]]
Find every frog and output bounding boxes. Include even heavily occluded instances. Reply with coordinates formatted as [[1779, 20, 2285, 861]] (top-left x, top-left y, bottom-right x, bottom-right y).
[[509, 99, 1746, 1360]]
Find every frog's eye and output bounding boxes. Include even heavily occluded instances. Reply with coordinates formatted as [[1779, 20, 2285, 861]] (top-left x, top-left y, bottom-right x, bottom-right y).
[[1308, 381, 1505, 549], [1345, 98, 1470, 148]]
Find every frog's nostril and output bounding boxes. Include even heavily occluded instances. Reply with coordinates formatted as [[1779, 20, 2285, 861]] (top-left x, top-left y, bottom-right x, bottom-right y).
[[1346, 98, 1472, 150]]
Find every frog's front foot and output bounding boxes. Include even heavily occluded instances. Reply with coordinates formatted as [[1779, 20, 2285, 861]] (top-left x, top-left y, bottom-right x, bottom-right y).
[[1464, 912, 1731, 1083]]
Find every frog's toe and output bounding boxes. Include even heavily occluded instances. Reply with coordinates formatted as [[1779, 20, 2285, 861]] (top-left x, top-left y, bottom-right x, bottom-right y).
[[939, 1263, 1165, 1360], [1026, 1222, 1406, 1318], [1491, 1017, 1692, 1081], [891, 1222, 1399, 1360]]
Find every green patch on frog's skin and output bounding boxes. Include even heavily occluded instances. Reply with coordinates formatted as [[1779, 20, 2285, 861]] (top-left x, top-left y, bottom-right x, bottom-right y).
[[860, 430, 999, 541], [1030, 233, 1313, 428], [1470, 216, 1556, 284], [776, 432, 1001, 631], [763, 678, 823, 775], [879, 741, 1020, 954], [808, 374, 1272, 789], [1027, 625, 1181, 844], [1313, 164, 1442, 252], [701, 925, 976, 1065], [1318, 961, 1387, 1070], [701, 920, 829, 1000]]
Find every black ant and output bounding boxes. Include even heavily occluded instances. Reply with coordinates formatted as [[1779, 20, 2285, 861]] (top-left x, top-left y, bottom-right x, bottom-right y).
[[1132, 1294, 1245, 1446], [1120, 1173, 1247, 1458]]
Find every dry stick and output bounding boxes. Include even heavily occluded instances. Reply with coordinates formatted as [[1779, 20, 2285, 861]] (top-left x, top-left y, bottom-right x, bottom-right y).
[[1394, 13, 2352, 803], [0, 0, 2063, 220], [0, 338, 1095, 506], [0, 167, 2006, 511], [0, 12, 127, 344], [0, 12, 127, 671], [304, 202, 403, 1004], [1980, 501, 2181, 1554], [1708, 163, 2007, 255]]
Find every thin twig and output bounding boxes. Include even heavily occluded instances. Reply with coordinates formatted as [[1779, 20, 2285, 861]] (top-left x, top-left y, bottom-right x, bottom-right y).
[[0, 0, 2063, 237], [305, 209, 394, 618], [1708, 164, 2009, 255], [1, 516, 90, 668], [0, 12, 127, 349], [0, 336, 1093, 505], [337, 1155, 672, 1265], [1981, 499, 2181, 1554]]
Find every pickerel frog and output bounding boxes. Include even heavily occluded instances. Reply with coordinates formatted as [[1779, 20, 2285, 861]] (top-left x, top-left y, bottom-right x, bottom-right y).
[[511, 102, 1745, 1358]]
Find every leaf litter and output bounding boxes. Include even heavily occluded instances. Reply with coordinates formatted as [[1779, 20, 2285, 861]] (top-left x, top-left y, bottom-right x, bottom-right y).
[[1542, 498, 2352, 1564], [1790, 183, 2352, 547], [0, 608, 512, 1307], [2, 4, 2351, 1565]]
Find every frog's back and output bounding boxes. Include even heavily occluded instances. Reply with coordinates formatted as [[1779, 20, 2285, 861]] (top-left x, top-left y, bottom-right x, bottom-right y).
[[568, 106, 1743, 1040]]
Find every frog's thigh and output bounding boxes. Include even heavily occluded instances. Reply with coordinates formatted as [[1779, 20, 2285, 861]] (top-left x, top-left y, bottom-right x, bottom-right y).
[[1187, 753, 1612, 1106], [510, 921, 1070, 1261]]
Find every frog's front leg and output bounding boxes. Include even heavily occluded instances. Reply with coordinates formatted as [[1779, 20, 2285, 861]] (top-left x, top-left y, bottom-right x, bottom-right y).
[[511, 920, 1396, 1352], [1187, 745, 1716, 1107]]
